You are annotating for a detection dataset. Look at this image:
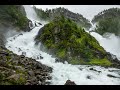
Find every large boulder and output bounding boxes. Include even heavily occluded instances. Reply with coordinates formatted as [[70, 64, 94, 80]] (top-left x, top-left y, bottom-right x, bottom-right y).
[[64, 80, 76, 85]]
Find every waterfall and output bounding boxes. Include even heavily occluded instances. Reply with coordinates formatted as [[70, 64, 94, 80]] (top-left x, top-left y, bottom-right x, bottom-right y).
[[89, 23, 120, 60], [5, 5, 120, 85]]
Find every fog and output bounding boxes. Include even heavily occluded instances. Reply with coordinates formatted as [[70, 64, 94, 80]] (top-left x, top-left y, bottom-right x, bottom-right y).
[[34, 5, 120, 20], [5, 28, 20, 39]]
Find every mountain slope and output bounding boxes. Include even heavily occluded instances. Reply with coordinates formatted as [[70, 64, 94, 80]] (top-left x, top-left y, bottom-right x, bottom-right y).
[[92, 8, 120, 36], [33, 6, 91, 29], [0, 5, 31, 46]]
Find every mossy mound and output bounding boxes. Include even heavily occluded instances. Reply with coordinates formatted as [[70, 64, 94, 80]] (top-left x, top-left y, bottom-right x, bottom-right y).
[[35, 16, 112, 66]]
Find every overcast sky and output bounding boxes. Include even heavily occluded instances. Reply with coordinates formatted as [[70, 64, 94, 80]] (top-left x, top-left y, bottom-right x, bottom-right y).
[[34, 5, 120, 21]]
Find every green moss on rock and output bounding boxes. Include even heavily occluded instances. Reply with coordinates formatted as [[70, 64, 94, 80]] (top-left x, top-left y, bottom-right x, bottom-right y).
[[35, 16, 112, 66], [88, 58, 112, 66]]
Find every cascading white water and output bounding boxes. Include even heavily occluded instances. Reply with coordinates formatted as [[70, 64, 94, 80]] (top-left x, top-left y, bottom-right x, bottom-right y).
[[88, 22, 120, 60], [5, 5, 120, 85], [90, 32, 120, 60]]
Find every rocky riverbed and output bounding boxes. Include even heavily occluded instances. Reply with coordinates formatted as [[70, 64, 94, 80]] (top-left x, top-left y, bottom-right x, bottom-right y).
[[0, 45, 52, 85]]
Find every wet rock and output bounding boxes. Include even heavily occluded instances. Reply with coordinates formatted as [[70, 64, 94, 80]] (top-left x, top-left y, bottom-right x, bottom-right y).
[[79, 68, 83, 71], [64, 80, 76, 85], [41, 82, 46, 85], [8, 70, 16, 75], [0, 46, 7, 50], [14, 66, 25, 71], [29, 21, 34, 30], [20, 55, 25, 58], [40, 56, 43, 59], [35, 70, 41, 75], [37, 56, 39, 59], [46, 76, 52, 80], [39, 76, 46, 82], [45, 81, 51, 85], [45, 67, 52, 73], [28, 71, 35, 76], [19, 33, 23, 36], [28, 77, 38, 85], [55, 58, 60, 62], [25, 82, 31, 85], [0, 60, 7, 67], [86, 75, 91, 79], [38, 22, 42, 25], [107, 74, 120, 78], [18, 48, 22, 52], [89, 68, 101, 73], [38, 81, 42, 85], [36, 75, 42, 80], [6, 74, 20, 81], [35, 63, 43, 69], [41, 72, 48, 76], [0, 51, 9, 56], [89, 68, 94, 70], [8, 46, 11, 48], [22, 52, 26, 56]]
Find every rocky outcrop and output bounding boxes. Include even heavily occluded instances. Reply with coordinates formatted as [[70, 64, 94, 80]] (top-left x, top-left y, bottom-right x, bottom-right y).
[[64, 80, 76, 85], [33, 6, 91, 29], [0, 46, 52, 85], [34, 16, 120, 67]]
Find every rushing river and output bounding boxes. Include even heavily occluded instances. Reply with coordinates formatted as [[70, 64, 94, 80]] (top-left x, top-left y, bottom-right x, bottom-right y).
[[5, 5, 120, 85]]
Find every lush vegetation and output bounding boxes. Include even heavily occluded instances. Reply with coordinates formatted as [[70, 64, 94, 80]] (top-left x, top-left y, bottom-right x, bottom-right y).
[[92, 8, 120, 36], [35, 16, 112, 66], [0, 5, 29, 31], [33, 6, 91, 29]]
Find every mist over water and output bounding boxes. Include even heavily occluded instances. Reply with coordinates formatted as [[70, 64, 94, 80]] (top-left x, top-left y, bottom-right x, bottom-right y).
[[90, 32, 120, 60], [23, 5, 39, 21], [35, 5, 120, 20], [5, 5, 120, 85]]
